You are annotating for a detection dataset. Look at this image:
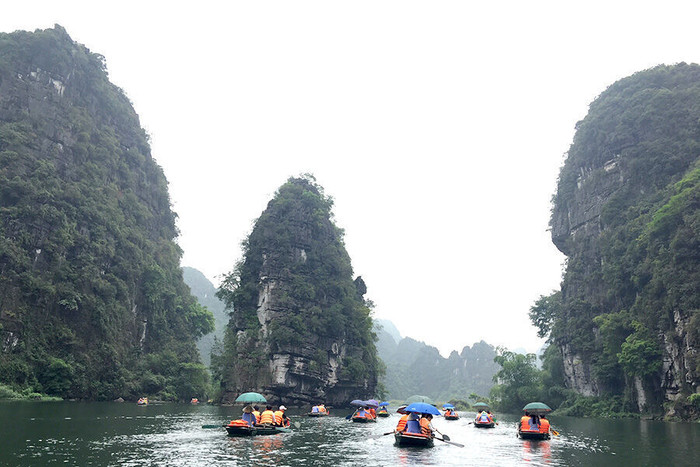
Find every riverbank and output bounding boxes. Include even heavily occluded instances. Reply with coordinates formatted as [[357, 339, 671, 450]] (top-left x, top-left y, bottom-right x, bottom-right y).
[[0, 384, 61, 401]]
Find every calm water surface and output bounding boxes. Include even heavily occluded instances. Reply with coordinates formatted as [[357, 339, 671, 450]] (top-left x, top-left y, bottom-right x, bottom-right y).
[[0, 402, 697, 466]]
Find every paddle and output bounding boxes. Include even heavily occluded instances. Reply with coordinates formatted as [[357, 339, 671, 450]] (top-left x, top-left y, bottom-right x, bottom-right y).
[[371, 431, 396, 438], [433, 436, 464, 448], [550, 427, 560, 436]]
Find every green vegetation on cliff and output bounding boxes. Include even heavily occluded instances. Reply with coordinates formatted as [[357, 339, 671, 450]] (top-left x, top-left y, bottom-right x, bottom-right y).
[[213, 175, 380, 403], [542, 63, 700, 419], [0, 26, 213, 401]]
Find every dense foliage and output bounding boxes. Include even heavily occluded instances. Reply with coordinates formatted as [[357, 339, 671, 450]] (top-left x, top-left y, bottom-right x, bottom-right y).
[[0, 26, 213, 401], [546, 64, 700, 417], [213, 175, 380, 402]]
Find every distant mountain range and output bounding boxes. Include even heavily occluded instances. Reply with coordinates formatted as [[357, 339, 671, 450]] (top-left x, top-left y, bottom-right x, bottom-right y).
[[373, 319, 499, 401], [182, 267, 227, 367]]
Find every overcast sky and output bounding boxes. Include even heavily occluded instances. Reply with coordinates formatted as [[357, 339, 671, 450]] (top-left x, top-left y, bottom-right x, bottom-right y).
[[4, 1, 699, 356]]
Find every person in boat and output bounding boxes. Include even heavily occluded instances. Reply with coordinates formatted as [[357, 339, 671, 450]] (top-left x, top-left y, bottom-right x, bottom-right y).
[[258, 405, 277, 426], [311, 405, 320, 414], [487, 410, 496, 422], [538, 415, 550, 434], [354, 406, 371, 419], [401, 412, 422, 434], [520, 411, 540, 432], [444, 408, 455, 417], [318, 404, 327, 414], [475, 410, 493, 424], [240, 405, 257, 427], [368, 405, 376, 419], [395, 412, 410, 432], [419, 413, 435, 437], [253, 405, 262, 424], [274, 405, 289, 427]]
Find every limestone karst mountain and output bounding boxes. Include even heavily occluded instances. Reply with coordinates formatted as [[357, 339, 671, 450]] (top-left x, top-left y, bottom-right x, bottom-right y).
[[214, 176, 380, 406], [546, 63, 700, 418], [0, 26, 212, 400]]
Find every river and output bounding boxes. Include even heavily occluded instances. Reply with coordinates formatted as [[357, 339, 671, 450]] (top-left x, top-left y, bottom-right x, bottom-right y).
[[0, 401, 697, 466]]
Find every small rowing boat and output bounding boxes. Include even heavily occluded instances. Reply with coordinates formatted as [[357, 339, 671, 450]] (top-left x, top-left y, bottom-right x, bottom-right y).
[[225, 423, 290, 437], [394, 432, 434, 447], [351, 415, 377, 423], [518, 430, 550, 440]]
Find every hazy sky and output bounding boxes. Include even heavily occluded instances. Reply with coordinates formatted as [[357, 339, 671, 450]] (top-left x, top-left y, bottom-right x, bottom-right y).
[[4, 1, 700, 356]]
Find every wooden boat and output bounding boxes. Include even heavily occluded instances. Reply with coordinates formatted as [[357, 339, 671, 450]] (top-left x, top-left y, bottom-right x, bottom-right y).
[[394, 432, 434, 447], [376, 411, 390, 418], [225, 424, 290, 437], [518, 430, 550, 440], [351, 415, 376, 423]]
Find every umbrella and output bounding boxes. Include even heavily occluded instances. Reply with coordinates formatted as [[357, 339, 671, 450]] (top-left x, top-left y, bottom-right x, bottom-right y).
[[234, 392, 267, 404], [442, 403, 455, 409], [396, 405, 408, 414], [473, 402, 490, 410], [350, 399, 366, 406], [522, 402, 552, 415], [379, 402, 390, 407], [366, 399, 379, 408], [404, 402, 441, 415], [406, 395, 434, 404]]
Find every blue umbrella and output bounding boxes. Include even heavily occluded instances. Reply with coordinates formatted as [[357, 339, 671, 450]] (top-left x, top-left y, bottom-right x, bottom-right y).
[[379, 402, 390, 407], [350, 399, 366, 406], [442, 403, 455, 409], [404, 402, 441, 415]]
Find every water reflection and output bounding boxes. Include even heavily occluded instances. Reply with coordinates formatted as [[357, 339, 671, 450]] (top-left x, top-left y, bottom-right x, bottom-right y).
[[521, 440, 552, 464]]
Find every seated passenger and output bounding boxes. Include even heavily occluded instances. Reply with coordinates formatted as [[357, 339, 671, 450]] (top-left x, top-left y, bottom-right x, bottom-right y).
[[419, 414, 434, 436], [403, 413, 422, 434], [395, 413, 409, 432]]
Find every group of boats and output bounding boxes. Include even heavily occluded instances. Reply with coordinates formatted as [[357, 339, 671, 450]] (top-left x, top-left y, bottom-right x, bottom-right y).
[[209, 393, 556, 447]]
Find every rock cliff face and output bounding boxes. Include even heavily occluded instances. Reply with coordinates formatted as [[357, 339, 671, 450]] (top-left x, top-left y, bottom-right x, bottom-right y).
[[0, 26, 211, 400], [216, 176, 379, 406], [550, 64, 700, 417]]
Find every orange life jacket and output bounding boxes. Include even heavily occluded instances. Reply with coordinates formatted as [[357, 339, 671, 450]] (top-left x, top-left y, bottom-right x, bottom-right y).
[[273, 411, 285, 425], [520, 416, 539, 432], [369, 408, 376, 418], [539, 418, 550, 433], [419, 417, 432, 436], [259, 410, 276, 425], [396, 414, 409, 431], [253, 410, 261, 423]]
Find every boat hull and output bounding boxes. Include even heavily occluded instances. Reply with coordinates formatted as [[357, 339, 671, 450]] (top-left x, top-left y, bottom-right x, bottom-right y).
[[307, 412, 328, 417], [474, 421, 495, 428], [351, 417, 376, 423], [394, 432, 434, 447], [377, 412, 390, 417], [444, 415, 459, 420], [518, 430, 550, 440], [225, 425, 283, 437]]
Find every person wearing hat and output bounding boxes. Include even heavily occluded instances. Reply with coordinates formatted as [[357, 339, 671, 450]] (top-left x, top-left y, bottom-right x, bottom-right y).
[[241, 405, 256, 427], [274, 405, 289, 427]]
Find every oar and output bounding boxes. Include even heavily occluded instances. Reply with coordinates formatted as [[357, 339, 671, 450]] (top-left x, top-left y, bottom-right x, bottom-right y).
[[433, 436, 464, 448], [550, 427, 560, 436], [369, 431, 396, 439]]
